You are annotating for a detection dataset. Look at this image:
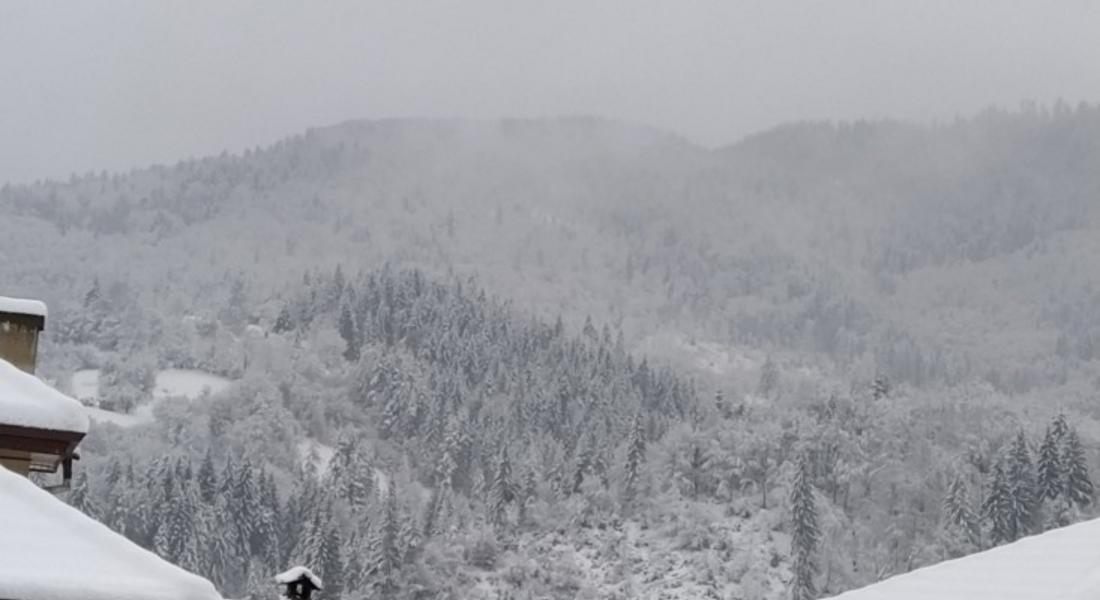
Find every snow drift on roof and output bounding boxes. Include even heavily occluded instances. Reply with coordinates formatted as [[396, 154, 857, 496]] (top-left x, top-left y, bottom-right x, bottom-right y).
[[0, 295, 48, 318], [828, 517, 1100, 600], [0, 465, 223, 600], [0, 358, 89, 434], [275, 566, 323, 589]]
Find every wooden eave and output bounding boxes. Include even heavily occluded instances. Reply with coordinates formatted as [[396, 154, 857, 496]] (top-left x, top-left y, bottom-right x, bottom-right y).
[[0, 423, 84, 457]]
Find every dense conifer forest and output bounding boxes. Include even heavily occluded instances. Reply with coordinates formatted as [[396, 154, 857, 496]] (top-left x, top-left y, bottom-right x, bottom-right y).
[[3, 107, 1099, 598]]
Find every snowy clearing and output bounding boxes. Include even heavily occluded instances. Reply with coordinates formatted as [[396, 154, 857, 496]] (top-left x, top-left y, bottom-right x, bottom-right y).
[[154, 369, 232, 400], [77, 368, 233, 428]]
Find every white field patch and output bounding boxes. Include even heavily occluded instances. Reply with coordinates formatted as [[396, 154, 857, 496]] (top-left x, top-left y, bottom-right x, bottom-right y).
[[153, 369, 232, 400], [635, 333, 761, 377], [76, 368, 232, 428]]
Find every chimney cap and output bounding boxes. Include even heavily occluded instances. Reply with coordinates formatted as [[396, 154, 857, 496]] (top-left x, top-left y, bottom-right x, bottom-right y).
[[275, 566, 323, 591], [0, 297, 48, 319]]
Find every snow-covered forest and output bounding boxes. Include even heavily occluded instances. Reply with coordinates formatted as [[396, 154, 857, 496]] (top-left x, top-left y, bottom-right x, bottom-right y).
[[3, 105, 1100, 598]]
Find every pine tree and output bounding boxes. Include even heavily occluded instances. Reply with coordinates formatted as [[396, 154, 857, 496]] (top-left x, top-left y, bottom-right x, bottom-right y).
[[622, 415, 647, 507], [339, 301, 360, 362], [942, 472, 978, 550], [375, 483, 403, 597], [1037, 425, 1063, 502], [422, 484, 449, 539], [517, 466, 538, 527], [318, 525, 344, 600], [1051, 413, 1070, 442], [983, 460, 1016, 545], [198, 450, 218, 504], [1006, 431, 1038, 535], [67, 470, 99, 519], [490, 447, 515, 527], [758, 355, 779, 399], [789, 453, 819, 600], [273, 305, 294, 333], [1062, 428, 1094, 508]]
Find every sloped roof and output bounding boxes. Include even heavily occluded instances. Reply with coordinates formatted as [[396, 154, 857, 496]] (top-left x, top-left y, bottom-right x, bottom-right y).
[[0, 465, 223, 600], [828, 518, 1100, 600], [0, 357, 89, 434], [275, 566, 323, 589]]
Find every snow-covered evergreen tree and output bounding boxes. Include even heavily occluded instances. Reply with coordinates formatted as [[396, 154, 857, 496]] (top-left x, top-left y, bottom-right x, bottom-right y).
[[1037, 425, 1064, 502], [983, 460, 1016, 545], [1006, 431, 1038, 536], [789, 453, 819, 600], [942, 472, 979, 552], [1062, 428, 1094, 508]]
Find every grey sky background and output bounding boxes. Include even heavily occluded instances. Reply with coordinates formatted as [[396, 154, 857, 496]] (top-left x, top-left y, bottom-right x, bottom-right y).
[[2, 0, 1098, 184]]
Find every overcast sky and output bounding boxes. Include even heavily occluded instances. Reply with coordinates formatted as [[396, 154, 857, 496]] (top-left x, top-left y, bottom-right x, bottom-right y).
[[2, 1, 1098, 184]]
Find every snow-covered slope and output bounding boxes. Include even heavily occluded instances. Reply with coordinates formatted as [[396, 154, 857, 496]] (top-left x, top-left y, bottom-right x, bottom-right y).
[[0, 358, 88, 433], [0, 465, 223, 600], [829, 519, 1100, 600]]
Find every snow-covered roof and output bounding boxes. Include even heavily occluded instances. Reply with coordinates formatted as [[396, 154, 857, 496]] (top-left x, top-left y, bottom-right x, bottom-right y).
[[0, 465, 223, 600], [828, 518, 1100, 600], [0, 295, 48, 318], [0, 358, 89, 434], [275, 566, 323, 589]]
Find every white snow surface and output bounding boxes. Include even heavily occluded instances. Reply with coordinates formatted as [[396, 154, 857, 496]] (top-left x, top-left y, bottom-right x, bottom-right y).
[[154, 369, 232, 400], [0, 465, 223, 600], [0, 358, 88, 433], [0, 295, 48, 317], [70, 368, 99, 403], [828, 517, 1100, 600], [275, 566, 323, 589]]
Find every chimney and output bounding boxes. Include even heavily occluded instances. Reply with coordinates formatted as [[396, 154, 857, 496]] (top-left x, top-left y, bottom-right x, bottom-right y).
[[275, 567, 323, 600], [0, 296, 47, 374]]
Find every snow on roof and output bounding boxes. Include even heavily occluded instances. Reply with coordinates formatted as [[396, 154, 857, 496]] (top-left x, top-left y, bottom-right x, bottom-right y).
[[0, 358, 89, 434], [275, 566, 323, 590], [828, 517, 1100, 600], [0, 295, 48, 318], [0, 465, 223, 600]]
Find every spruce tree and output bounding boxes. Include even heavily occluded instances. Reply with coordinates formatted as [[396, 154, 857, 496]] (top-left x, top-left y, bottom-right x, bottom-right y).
[[983, 460, 1016, 545], [198, 450, 218, 504], [789, 453, 819, 600], [1062, 428, 1094, 508], [1007, 431, 1038, 535], [1037, 425, 1064, 502], [942, 472, 978, 550], [375, 483, 403, 597], [339, 302, 360, 362], [622, 415, 647, 507], [318, 525, 344, 600], [758, 355, 779, 399], [273, 305, 294, 333], [490, 447, 515, 527], [67, 470, 99, 519]]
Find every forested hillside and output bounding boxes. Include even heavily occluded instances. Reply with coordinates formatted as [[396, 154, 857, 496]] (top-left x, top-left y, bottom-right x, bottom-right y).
[[2, 105, 1099, 598]]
